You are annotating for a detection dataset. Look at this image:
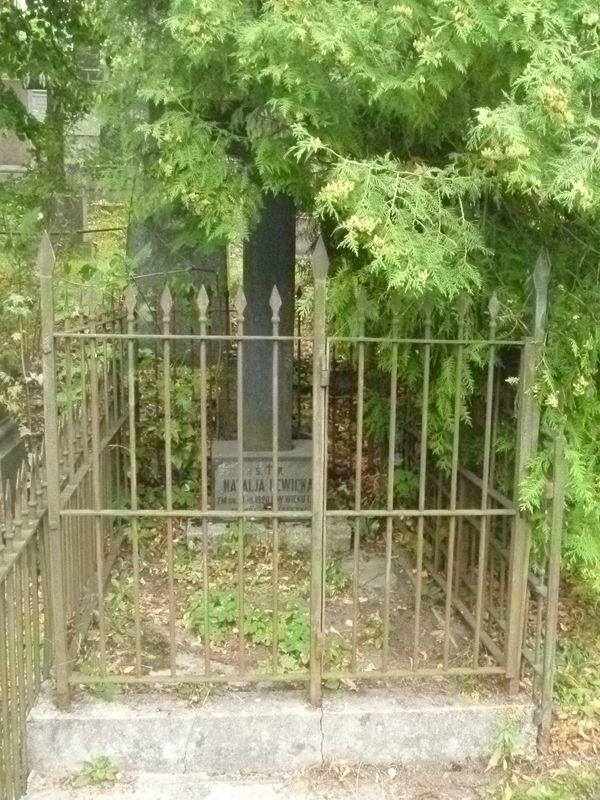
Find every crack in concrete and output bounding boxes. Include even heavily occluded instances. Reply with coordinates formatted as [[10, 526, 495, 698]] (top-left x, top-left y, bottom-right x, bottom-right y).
[[182, 720, 196, 775], [318, 704, 325, 766]]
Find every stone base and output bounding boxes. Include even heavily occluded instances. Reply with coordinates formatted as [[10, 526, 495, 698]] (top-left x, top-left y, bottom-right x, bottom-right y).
[[186, 519, 352, 553], [27, 687, 537, 777], [212, 440, 312, 511]]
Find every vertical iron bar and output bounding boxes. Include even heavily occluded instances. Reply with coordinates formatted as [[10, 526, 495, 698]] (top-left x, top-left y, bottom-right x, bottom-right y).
[[539, 436, 566, 748], [161, 285, 177, 676], [88, 292, 107, 671], [125, 284, 143, 676], [197, 287, 211, 676], [310, 237, 329, 705], [443, 299, 466, 669], [38, 233, 70, 707], [351, 290, 366, 675], [473, 295, 499, 667], [413, 305, 432, 668], [383, 300, 399, 672], [270, 287, 282, 673], [235, 289, 247, 675]]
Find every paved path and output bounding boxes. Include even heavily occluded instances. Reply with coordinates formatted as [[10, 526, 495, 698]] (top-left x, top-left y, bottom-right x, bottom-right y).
[[26, 768, 490, 799]]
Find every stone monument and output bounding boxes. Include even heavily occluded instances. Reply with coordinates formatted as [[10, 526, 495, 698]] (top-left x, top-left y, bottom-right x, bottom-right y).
[[211, 194, 312, 511], [0, 407, 25, 494]]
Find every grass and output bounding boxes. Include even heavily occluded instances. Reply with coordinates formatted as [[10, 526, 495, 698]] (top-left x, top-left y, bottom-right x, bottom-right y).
[[494, 768, 600, 799]]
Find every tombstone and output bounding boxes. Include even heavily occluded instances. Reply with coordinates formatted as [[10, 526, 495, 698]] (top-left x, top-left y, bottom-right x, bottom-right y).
[[0, 408, 25, 494], [211, 194, 312, 512], [127, 214, 229, 349]]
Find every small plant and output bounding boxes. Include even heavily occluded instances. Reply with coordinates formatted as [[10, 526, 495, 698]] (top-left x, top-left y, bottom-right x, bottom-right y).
[[393, 467, 419, 505], [277, 605, 311, 670], [72, 756, 119, 787], [185, 590, 338, 671], [104, 575, 134, 636], [78, 661, 123, 702], [487, 711, 527, 771], [325, 557, 350, 597], [493, 767, 600, 799]]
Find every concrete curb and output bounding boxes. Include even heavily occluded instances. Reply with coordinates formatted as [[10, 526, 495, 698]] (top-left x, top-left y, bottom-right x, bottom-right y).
[[27, 688, 537, 776]]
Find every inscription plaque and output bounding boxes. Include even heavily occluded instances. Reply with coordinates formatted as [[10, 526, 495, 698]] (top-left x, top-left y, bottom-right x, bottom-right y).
[[212, 440, 312, 510]]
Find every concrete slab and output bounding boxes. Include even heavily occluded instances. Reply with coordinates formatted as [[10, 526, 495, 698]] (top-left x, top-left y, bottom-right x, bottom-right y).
[[322, 690, 537, 765], [27, 689, 322, 776], [27, 687, 536, 779]]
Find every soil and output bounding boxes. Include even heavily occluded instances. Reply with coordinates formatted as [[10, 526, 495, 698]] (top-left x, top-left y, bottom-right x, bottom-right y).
[[77, 515, 504, 702]]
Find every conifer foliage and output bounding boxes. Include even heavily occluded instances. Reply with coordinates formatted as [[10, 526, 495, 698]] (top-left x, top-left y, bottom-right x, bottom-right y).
[[95, 0, 600, 589]]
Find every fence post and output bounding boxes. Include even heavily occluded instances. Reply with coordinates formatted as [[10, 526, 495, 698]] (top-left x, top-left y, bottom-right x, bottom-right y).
[[539, 433, 566, 749], [309, 236, 329, 706], [505, 250, 550, 694], [38, 232, 70, 708]]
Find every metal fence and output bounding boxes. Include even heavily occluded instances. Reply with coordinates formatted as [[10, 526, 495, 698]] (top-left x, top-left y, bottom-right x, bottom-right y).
[[0, 234, 566, 797], [0, 450, 51, 800]]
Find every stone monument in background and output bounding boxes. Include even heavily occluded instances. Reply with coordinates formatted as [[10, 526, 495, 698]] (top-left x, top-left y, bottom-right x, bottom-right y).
[[212, 194, 312, 511], [0, 406, 25, 496]]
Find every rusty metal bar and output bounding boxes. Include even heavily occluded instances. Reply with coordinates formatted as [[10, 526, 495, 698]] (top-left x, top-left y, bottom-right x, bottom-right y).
[[197, 287, 211, 676], [88, 292, 108, 672], [443, 299, 467, 669], [413, 305, 432, 669], [270, 286, 282, 673], [473, 295, 498, 667], [351, 290, 366, 674], [310, 236, 329, 705], [383, 300, 399, 672], [235, 289, 247, 675], [539, 434, 567, 748], [38, 233, 70, 707], [161, 285, 177, 676], [125, 284, 143, 677]]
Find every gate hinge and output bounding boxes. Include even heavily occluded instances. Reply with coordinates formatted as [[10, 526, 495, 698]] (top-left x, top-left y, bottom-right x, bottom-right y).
[[320, 367, 330, 388]]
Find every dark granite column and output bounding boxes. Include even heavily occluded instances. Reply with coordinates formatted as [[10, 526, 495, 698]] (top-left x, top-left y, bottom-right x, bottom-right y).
[[243, 193, 295, 451], [0, 407, 25, 492]]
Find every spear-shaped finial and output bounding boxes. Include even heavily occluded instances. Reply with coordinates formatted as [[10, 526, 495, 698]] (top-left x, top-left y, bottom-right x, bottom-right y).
[[234, 287, 247, 322], [197, 285, 210, 324], [124, 282, 138, 319], [312, 234, 330, 281], [160, 283, 173, 324], [269, 285, 282, 323]]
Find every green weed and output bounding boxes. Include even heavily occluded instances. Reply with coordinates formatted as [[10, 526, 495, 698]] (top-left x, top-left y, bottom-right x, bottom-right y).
[[72, 756, 119, 787]]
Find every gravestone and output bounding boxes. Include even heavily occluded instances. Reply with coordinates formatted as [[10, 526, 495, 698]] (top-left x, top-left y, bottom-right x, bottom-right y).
[[243, 193, 295, 451], [0, 409, 25, 493], [127, 214, 229, 348], [211, 194, 313, 512]]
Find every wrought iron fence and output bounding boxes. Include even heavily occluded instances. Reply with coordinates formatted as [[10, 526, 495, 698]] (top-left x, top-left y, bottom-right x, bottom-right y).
[[0, 233, 568, 800], [0, 450, 51, 800]]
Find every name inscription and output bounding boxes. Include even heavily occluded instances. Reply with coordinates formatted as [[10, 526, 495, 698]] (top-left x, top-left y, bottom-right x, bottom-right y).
[[214, 459, 312, 510]]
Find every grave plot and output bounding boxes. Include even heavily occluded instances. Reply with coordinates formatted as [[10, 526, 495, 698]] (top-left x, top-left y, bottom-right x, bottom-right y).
[[76, 516, 489, 691]]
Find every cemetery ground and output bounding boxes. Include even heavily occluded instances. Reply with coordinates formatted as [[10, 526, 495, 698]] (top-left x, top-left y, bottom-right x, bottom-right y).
[[76, 518, 478, 685]]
